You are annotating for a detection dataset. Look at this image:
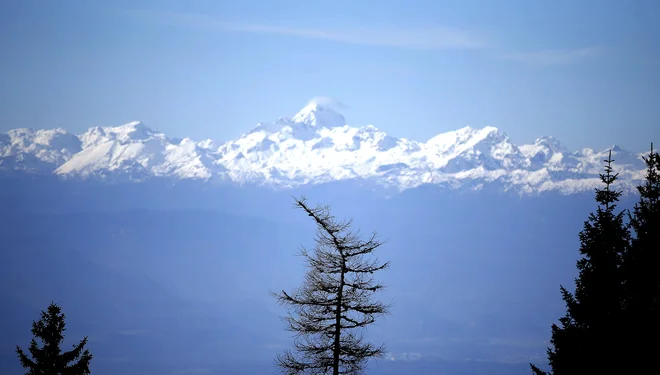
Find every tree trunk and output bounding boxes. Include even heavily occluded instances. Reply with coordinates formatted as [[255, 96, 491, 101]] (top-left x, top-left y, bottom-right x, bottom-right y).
[[333, 259, 346, 375]]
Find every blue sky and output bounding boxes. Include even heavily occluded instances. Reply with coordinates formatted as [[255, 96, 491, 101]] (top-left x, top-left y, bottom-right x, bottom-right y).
[[1, 0, 658, 151]]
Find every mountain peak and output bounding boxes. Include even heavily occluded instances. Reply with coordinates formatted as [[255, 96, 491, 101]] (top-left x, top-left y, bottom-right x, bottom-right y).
[[108, 120, 151, 133], [104, 121, 157, 141], [291, 101, 346, 128], [426, 126, 504, 150], [533, 136, 567, 153], [456, 125, 499, 133]]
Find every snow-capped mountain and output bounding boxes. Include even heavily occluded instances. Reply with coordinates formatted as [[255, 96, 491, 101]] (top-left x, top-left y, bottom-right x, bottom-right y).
[[0, 101, 649, 195], [0, 128, 82, 173], [54, 121, 227, 181]]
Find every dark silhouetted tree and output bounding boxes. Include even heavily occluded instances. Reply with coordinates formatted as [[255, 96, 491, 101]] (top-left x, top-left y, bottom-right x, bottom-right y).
[[622, 143, 660, 365], [16, 302, 93, 375], [531, 150, 630, 375], [274, 196, 391, 375]]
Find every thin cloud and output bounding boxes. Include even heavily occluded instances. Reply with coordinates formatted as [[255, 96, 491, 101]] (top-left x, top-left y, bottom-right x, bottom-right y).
[[127, 10, 604, 66], [126, 10, 487, 50], [500, 46, 601, 65], [306, 97, 350, 111]]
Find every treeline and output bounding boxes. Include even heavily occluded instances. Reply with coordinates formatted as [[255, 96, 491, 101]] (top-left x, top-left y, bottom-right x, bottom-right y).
[[11, 146, 659, 375]]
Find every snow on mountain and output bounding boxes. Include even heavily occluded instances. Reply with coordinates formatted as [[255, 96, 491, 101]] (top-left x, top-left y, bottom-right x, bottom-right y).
[[55, 121, 225, 181], [0, 103, 651, 195], [290, 100, 347, 128], [424, 126, 524, 172], [0, 128, 82, 172]]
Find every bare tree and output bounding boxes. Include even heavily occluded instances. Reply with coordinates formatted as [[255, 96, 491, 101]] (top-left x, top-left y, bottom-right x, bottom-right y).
[[274, 196, 391, 375]]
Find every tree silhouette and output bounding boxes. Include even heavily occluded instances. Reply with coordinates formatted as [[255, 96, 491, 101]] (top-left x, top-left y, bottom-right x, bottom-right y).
[[274, 196, 391, 375], [16, 302, 93, 375], [531, 150, 630, 375], [622, 143, 660, 365]]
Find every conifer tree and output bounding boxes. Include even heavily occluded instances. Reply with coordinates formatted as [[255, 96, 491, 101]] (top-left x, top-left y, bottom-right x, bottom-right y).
[[274, 196, 390, 375], [622, 143, 660, 364], [16, 302, 93, 375], [531, 150, 629, 375]]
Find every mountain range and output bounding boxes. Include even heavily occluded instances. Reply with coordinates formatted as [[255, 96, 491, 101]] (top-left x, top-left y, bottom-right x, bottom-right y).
[[3, 101, 648, 374], [0, 100, 648, 195]]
